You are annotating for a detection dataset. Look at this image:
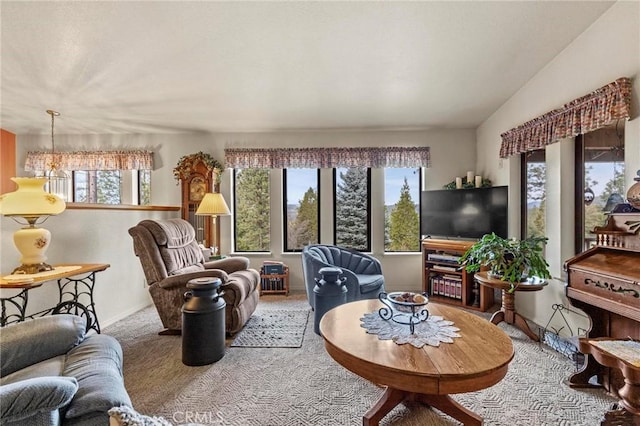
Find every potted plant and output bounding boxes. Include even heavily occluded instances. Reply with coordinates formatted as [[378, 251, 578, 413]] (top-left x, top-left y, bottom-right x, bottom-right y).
[[459, 232, 551, 292]]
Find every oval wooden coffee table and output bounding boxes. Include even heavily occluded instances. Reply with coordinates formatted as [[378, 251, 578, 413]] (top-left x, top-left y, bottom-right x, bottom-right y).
[[320, 299, 514, 426]]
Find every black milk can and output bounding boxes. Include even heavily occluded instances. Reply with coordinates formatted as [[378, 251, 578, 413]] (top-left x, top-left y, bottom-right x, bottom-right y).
[[181, 277, 226, 366], [313, 267, 347, 335]]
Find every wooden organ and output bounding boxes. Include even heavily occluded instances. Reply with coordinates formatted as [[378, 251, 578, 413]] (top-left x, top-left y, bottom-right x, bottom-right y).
[[564, 209, 640, 402]]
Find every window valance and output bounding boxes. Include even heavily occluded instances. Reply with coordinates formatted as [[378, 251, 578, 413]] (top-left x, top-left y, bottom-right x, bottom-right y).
[[224, 147, 430, 169], [24, 150, 154, 171], [499, 77, 632, 158]]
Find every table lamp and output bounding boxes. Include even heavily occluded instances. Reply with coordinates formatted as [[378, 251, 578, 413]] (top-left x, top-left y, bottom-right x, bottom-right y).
[[0, 177, 66, 274], [195, 192, 230, 256]]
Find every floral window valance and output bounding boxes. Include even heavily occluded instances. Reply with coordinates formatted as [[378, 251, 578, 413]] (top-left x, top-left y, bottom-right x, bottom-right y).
[[224, 147, 430, 169], [24, 150, 154, 171], [500, 77, 632, 158]]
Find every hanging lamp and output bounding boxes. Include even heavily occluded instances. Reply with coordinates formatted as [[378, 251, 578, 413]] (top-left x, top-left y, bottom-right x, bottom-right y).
[[44, 109, 69, 201]]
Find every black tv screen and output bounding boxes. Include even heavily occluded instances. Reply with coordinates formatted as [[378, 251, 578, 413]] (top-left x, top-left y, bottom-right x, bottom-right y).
[[420, 186, 508, 240]]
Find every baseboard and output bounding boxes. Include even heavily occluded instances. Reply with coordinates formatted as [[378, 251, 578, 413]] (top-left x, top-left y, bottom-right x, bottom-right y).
[[101, 303, 154, 329]]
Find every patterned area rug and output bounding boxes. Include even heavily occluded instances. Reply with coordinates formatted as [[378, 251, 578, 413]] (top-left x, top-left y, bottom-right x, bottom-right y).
[[230, 309, 310, 348], [106, 295, 617, 425]]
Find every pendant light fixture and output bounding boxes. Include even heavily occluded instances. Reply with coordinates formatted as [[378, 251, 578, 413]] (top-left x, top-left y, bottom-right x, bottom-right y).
[[45, 109, 69, 201]]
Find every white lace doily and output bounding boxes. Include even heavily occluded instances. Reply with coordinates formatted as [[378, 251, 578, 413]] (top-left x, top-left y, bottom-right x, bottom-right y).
[[360, 310, 461, 348]]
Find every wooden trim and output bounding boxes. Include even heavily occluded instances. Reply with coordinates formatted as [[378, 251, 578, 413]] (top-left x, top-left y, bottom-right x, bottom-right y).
[[66, 203, 180, 212], [1, 129, 16, 194]]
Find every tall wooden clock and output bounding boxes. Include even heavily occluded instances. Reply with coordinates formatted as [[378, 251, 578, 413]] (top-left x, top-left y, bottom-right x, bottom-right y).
[[175, 153, 221, 248]]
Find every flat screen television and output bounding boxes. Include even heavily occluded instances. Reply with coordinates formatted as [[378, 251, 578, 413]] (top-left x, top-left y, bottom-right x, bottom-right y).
[[420, 186, 508, 240]]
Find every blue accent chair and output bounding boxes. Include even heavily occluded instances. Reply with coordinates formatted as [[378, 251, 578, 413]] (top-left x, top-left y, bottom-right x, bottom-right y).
[[301, 244, 385, 309]]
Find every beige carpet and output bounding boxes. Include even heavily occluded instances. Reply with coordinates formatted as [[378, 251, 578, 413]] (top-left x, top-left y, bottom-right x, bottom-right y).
[[105, 293, 616, 426]]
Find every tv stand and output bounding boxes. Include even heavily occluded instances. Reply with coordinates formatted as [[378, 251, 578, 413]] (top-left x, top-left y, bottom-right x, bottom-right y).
[[421, 239, 494, 312]]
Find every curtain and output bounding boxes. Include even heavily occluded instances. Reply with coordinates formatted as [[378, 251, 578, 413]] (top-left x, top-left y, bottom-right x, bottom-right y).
[[24, 150, 154, 171], [499, 77, 632, 158], [224, 147, 430, 169]]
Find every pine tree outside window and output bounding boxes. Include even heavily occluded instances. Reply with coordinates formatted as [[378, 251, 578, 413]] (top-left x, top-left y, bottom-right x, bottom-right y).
[[521, 150, 546, 239], [384, 168, 421, 252], [334, 167, 370, 252], [234, 168, 271, 252], [284, 169, 319, 252]]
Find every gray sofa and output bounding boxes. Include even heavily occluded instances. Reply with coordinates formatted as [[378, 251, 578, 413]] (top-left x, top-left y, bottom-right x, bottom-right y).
[[301, 244, 385, 309], [0, 315, 131, 425]]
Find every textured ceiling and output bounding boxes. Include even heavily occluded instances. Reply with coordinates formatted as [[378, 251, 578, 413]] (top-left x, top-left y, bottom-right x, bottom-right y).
[[1, 1, 614, 135]]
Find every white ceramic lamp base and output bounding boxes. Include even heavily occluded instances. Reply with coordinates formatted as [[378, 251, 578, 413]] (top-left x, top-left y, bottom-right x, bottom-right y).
[[12, 225, 54, 274]]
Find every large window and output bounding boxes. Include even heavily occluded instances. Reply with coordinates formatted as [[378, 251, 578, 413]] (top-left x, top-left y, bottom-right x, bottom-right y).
[[521, 150, 546, 239], [576, 125, 625, 252], [384, 168, 421, 252], [283, 169, 319, 252], [334, 167, 370, 252], [234, 169, 271, 252]]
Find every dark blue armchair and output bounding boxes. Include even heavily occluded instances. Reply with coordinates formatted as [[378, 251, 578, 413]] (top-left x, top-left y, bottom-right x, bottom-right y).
[[301, 244, 385, 309]]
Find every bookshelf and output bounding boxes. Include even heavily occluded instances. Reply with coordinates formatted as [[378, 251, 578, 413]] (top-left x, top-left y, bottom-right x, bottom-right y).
[[259, 263, 289, 296], [422, 239, 494, 312]]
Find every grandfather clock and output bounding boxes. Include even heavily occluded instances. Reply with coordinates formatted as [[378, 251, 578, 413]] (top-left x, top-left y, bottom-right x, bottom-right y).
[[176, 155, 220, 248]]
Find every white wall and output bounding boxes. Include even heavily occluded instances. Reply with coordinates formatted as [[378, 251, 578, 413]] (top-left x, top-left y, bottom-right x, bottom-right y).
[[2, 128, 476, 327], [476, 0, 640, 335]]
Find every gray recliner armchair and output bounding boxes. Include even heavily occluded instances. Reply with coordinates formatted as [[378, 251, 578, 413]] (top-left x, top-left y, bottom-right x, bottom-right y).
[[128, 218, 260, 335], [301, 244, 385, 309]]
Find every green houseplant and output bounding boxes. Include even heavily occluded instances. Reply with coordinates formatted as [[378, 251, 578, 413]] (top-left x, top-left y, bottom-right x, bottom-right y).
[[459, 233, 551, 292]]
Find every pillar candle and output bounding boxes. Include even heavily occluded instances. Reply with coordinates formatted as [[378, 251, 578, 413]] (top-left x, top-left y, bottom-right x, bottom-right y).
[[475, 175, 482, 188], [466, 171, 474, 182], [455, 177, 463, 189]]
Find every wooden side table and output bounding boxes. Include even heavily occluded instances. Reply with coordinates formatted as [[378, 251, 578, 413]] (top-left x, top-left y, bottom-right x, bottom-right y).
[[579, 337, 640, 424], [260, 265, 289, 296], [474, 271, 547, 341]]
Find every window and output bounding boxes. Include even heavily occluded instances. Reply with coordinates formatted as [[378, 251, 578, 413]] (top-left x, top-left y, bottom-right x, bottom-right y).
[[67, 170, 150, 205], [26, 150, 153, 205], [73, 171, 122, 204], [384, 168, 421, 252], [234, 168, 270, 252], [283, 169, 319, 252], [334, 167, 370, 251], [576, 125, 625, 252], [139, 170, 151, 205], [521, 150, 546, 239]]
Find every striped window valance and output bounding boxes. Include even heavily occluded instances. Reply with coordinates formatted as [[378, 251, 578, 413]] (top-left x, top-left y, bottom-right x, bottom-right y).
[[224, 147, 430, 169], [500, 77, 632, 158], [24, 150, 154, 171]]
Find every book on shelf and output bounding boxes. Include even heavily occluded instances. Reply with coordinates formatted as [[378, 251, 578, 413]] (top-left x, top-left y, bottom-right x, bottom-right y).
[[262, 261, 285, 275], [432, 265, 460, 273], [261, 276, 284, 291], [429, 275, 463, 300]]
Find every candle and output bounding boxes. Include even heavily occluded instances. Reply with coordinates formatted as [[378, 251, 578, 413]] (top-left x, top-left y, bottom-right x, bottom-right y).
[[455, 177, 463, 189], [475, 175, 482, 188], [467, 171, 474, 182]]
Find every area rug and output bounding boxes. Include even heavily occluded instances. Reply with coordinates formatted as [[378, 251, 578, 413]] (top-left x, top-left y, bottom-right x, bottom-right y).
[[230, 309, 310, 348]]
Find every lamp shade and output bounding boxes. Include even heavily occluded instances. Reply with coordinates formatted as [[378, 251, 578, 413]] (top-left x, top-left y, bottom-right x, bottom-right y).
[[195, 192, 230, 216], [0, 177, 66, 217]]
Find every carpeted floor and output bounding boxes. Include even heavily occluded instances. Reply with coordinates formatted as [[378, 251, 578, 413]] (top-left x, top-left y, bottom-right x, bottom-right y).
[[105, 293, 617, 426]]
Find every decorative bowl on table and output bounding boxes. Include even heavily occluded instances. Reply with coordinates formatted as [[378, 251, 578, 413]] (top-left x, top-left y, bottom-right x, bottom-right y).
[[378, 291, 430, 333], [385, 291, 429, 313]]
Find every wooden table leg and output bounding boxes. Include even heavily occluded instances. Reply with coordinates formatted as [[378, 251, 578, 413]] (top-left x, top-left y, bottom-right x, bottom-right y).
[[363, 387, 407, 426], [414, 393, 483, 425], [362, 387, 483, 426], [491, 290, 539, 341]]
